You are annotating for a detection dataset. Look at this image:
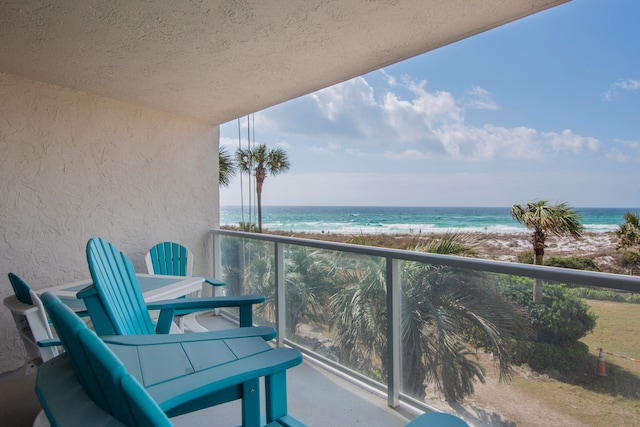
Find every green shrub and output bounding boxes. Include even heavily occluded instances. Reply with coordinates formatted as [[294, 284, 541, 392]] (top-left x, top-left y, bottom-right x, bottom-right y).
[[621, 250, 640, 273], [509, 340, 589, 373], [237, 222, 258, 232], [514, 252, 600, 272], [544, 256, 600, 271], [517, 250, 534, 264], [497, 280, 597, 345]]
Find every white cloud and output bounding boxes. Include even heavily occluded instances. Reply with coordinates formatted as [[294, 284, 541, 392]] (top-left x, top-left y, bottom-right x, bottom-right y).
[[605, 139, 640, 162], [463, 86, 500, 110], [380, 69, 397, 87], [602, 79, 640, 100], [385, 149, 429, 160], [543, 129, 601, 153], [309, 145, 329, 152], [238, 71, 635, 164]]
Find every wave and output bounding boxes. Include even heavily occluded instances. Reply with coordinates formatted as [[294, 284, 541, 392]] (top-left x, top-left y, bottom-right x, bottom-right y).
[[222, 206, 628, 235]]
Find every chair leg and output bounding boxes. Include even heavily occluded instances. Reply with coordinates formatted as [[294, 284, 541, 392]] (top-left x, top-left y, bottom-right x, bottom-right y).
[[241, 378, 261, 427], [265, 371, 288, 423]]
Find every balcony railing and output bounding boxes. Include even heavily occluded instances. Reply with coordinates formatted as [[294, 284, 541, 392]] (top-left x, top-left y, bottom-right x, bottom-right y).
[[211, 229, 640, 422]]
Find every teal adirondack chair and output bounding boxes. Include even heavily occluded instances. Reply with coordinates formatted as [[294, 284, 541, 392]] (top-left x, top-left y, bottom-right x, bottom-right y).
[[145, 241, 225, 332], [79, 237, 275, 341], [39, 292, 305, 426], [405, 412, 470, 427]]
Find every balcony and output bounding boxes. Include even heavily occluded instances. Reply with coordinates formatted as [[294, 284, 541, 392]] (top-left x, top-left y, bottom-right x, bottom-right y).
[[2, 230, 638, 426]]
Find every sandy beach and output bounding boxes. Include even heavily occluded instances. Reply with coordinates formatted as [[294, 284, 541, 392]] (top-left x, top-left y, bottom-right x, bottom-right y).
[[271, 230, 622, 274]]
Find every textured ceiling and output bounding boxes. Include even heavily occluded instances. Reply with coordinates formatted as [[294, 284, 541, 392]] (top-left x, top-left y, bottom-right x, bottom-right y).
[[0, 0, 568, 125]]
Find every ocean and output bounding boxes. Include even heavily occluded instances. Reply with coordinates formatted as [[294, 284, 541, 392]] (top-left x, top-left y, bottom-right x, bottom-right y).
[[220, 206, 637, 235]]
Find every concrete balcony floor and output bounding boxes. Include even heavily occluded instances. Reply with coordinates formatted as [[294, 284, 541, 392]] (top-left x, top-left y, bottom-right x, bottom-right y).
[[0, 311, 415, 427]]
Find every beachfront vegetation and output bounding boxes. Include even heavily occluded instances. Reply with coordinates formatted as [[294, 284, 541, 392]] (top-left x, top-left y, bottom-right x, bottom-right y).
[[218, 146, 236, 187], [217, 230, 640, 424], [616, 211, 640, 251], [510, 201, 585, 303], [517, 251, 600, 271], [329, 234, 529, 402], [498, 281, 596, 345], [221, 233, 529, 402], [616, 212, 640, 274], [236, 144, 290, 233]]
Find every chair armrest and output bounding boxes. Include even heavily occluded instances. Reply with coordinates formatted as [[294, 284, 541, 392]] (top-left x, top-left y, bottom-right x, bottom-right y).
[[37, 338, 62, 348], [146, 295, 265, 311], [199, 276, 226, 287], [101, 325, 277, 345], [147, 295, 265, 333]]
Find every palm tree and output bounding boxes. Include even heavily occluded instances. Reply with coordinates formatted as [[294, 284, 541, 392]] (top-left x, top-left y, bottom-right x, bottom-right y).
[[236, 144, 290, 232], [511, 200, 584, 303], [247, 245, 333, 336], [328, 233, 529, 402], [218, 146, 236, 187], [616, 212, 640, 274], [616, 211, 640, 250]]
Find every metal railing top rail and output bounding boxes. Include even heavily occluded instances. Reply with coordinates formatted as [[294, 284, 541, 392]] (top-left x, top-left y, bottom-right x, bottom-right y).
[[212, 229, 640, 292]]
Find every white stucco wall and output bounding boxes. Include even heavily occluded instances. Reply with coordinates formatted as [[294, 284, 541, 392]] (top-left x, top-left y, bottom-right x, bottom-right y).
[[0, 72, 220, 373]]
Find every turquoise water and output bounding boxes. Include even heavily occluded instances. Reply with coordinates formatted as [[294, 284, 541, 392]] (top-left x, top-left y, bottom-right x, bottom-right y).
[[220, 206, 638, 234]]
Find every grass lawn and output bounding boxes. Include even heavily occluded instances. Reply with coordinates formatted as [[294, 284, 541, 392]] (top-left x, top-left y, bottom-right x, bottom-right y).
[[511, 299, 640, 426]]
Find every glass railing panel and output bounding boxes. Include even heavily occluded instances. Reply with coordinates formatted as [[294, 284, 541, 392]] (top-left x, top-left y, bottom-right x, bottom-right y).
[[401, 270, 640, 426], [477, 276, 640, 426], [397, 264, 531, 407], [213, 230, 640, 426], [219, 234, 275, 328], [282, 242, 389, 387]]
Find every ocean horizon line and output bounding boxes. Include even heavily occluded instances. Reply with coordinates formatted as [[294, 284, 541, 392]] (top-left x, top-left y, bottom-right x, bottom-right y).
[[220, 206, 631, 235], [222, 205, 640, 210]]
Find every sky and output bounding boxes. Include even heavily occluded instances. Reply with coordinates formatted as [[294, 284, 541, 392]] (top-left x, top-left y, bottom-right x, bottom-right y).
[[219, 0, 640, 209]]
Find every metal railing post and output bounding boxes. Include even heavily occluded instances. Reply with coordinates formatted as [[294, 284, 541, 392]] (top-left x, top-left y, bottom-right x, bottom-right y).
[[275, 242, 286, 348], [212, 232, 223, 299], [386, 257, 401, 407]]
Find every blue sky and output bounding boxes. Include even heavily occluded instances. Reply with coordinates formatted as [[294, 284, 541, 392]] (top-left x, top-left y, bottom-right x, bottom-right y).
[[220, 0, 639, 208]]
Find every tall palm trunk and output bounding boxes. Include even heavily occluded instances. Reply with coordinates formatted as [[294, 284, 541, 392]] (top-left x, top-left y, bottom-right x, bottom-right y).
[[256, 177, 264, 232], [532, 232, 545, 303]]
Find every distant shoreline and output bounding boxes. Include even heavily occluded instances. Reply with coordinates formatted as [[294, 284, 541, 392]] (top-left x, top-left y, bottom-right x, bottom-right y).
[[221, 206, 630, 235], [262, 229, 622, 273]]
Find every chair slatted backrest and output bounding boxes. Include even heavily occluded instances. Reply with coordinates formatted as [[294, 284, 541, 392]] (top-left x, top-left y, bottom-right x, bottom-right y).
[[8, 272, 33, 304], [79, 328, 173, 426], [40, 292, 110, 411], [86, 237, 155, 335], [146, 242, 192, 276], [42, 291, 172, 426], [120, 374, 173, 427]]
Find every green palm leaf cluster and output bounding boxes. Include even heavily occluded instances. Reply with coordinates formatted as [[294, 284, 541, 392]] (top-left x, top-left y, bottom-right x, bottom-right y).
[[218, 146, 236, 187], [327, 233, 529, 402], [236, 144, 290, 233], [218, 143, 290, 233], [616, 211, 640, 250], [511, 200, 584, 303]]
